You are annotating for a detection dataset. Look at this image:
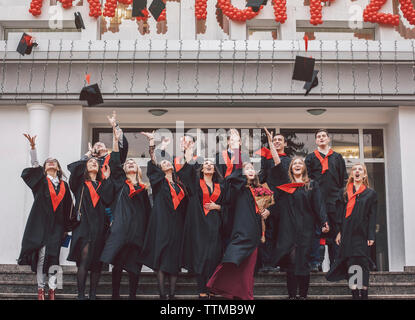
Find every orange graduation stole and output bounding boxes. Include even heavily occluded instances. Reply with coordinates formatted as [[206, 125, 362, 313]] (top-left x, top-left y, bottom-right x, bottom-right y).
[[100, 154, 111, 179], [47, 179, 66, 212], [277, 182, 305, 194], [125, 179, 146, 198], [84, 181, 101, 208], [167, 178, 185, 210], [200, 179, 221, 215], [174, 155, 198, 172], [345, 183, 367, 218], [222, 150, 235, 177], [314, 149, 334, 174]]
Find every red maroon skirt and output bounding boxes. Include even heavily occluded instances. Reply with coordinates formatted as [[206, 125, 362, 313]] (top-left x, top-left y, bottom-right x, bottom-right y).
[[206, 248, 258, 300]]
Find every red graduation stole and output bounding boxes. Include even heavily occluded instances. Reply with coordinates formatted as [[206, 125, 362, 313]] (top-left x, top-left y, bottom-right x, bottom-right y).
[[125, 179, 146, 198], [314, 149, 334, 174], [84, 180, 101, 208], [222, 150, 235, 177], [255, 148, 287, 160], [200, 179, 221, 216], [167, 178, 185, 210], [174, 155, 197, 172], [277, 182, 305, 194], [47, 179, 66, 212], [345, 183, 367, 218], [100, 154, 111, 179]]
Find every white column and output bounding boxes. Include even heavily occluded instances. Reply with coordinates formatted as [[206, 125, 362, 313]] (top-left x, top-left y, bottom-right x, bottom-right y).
[[26, 103, 54, 163], [397, 106, 415, 268]]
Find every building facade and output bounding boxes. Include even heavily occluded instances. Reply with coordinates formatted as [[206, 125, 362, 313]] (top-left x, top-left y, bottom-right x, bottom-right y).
[[0, 0, 415, 272]]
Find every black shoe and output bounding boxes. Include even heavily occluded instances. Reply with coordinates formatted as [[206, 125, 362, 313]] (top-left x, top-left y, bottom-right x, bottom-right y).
[[159, 294, 167, 300], [351, 289, 360, 300], [77, 294, 87, 300], [318, 265, 323, 272], [310, 265, 319, 273], [360, 289, 368, 300], [288, 296, 297, 300], [111, 294, 121, 300], [168, 294, 176, 300]]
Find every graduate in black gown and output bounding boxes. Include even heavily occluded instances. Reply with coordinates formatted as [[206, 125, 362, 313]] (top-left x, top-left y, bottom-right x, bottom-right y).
[[67, 154, 114, 300], [100, 128, 151, 300], [255, 132, 291, 273], [139, 131, 188, 300], [207, 129, 271, 300], [270, 155, 329, 299], [178, 141, 226, 300], [215, 130, 250, 245], [83, 111, 129, 225], [326, 163, 377, 300], [18, 134, 73, 300], [305, 129, 347, 271]]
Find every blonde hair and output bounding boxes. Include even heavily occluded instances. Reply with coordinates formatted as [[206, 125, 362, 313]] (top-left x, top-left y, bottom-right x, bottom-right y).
[[344, 163, 370, 197], [288, 156, 311, 189], [123, 159, 148, 189]]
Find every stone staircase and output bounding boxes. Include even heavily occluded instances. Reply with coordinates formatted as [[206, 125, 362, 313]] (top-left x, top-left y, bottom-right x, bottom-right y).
[[0, 265, 414, 300]]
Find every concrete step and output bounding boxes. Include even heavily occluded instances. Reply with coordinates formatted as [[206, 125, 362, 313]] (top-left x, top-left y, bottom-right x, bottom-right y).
[[2, 280, 415, 295], [1, 292, 415, 300]]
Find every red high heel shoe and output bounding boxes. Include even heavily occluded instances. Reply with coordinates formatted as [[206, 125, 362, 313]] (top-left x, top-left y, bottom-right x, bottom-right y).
[[48, 289, 55, 300], [38, 288, 45, 300]]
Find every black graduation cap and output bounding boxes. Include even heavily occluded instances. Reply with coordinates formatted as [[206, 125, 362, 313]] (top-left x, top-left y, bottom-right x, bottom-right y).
[[79, 83, 104, 107], [246, 0, 266, 12], [132, 0, 147, 17], [149, 0, 165, 21], [292, 56, 315, 82], [74, 12, 85, 30], [303, 70, 319, 96], [16, 33, 38, 56]]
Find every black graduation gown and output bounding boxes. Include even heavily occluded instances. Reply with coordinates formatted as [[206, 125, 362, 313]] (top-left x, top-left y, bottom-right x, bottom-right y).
[[221, 169, 262, 267], [269, 173, 328, 275], [305, 150, 347, 236], [326, 188, 377, 282], [139, 160, 188, 275], [215, 150, 250, 242], [100, 152, 151, 274], [178, 162, 226, 277], [66, 160, 114, 271], [18, 167, 73, 273]]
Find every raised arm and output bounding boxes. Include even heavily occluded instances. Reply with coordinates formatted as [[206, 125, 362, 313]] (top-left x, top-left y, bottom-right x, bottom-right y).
[[107, 110, 129, 163], [21, 133, 44, 190], [264, 127, 281, 167]]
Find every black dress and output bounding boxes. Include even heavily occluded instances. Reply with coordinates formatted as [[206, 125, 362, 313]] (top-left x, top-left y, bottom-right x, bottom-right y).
[[178, 162, 226, 278], [270, 175, 328, 275], [326, 187, 377, 282], [66, 160, 114, 271], [100, 152, 151, 274], [18, 167, 73, 273], [139, 160, 188, 275]]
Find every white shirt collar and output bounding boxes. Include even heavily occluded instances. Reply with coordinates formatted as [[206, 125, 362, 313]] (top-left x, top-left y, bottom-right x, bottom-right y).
[[47, 175, 60, 187]]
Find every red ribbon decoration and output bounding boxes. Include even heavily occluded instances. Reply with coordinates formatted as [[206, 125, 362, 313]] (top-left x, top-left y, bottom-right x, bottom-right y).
[[363, 0, 399, 26], [273, 0, 287, 24], [216, 0, 263, 22]]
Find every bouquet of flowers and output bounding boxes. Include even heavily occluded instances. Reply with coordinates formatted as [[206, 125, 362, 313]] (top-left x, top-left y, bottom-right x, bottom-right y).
[[251, 183, 275, 243]]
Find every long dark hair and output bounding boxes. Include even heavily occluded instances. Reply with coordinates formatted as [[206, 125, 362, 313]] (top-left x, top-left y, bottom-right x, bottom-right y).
[[196, 160, 224, 184], [83, 158, 103, 183], [242, 162, 261, 188], [43, 158, 66, 181]]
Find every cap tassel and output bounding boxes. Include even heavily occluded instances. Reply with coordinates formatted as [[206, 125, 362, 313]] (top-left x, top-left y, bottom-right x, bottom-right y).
[[303, 35, 309, 52], [86, 74, 91, 85]]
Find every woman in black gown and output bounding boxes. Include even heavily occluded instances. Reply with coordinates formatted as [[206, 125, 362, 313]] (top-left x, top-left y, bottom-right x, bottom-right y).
[[101, 128, 151, 300], [270, 155, 329, 300], [178, 141, 226, 299], [18, 134, 73, 300], [67, 149, 114, 300], [139, 131, 188, 300], [326, 163, 377, 300]]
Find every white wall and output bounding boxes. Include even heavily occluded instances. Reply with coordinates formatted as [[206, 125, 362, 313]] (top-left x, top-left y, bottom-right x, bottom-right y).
[[397, 107, 415, 268], [385, 109, 406, 271]]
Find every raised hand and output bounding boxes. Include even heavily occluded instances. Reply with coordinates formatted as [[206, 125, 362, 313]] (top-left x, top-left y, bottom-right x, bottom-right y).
[[102, 163, 111, 179], [107, 110, 117, 128], [264, 127, 274, 145], [140, 131, 155, 141], [85, 142, 94, 157], [367, 240, 374, 247], [23, 133, 37, 149]]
